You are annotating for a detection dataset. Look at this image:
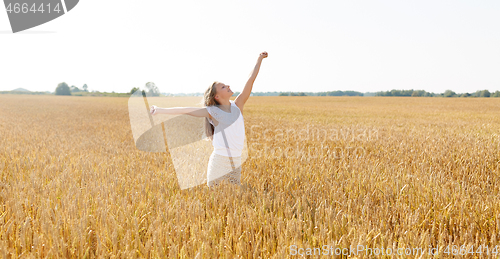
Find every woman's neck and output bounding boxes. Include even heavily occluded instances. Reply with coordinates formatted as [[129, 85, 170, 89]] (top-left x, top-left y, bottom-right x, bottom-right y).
[[217, 99, 231, 112], [218, 99, 231, 106]]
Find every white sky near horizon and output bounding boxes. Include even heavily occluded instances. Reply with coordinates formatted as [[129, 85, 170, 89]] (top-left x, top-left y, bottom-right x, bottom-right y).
[[1, 0, 499, 94]]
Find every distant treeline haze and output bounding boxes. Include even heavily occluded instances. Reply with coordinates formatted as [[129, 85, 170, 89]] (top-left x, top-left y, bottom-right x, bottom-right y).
[[2, 82, 499, 98]]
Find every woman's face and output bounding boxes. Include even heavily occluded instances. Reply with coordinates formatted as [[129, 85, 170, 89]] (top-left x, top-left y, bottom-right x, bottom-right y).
[[215, 82, 233, 100]]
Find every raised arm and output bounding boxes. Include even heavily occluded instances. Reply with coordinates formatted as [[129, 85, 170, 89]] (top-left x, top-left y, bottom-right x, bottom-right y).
[[150, 105, 211, 118], [235, 51, 268, 110]]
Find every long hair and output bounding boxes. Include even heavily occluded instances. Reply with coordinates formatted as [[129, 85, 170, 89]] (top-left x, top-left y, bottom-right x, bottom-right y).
[[203, 81, 220, 141]]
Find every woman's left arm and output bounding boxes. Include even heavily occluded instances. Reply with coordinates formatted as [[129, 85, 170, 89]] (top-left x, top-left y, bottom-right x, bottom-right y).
[[235, 51, 268, 110]]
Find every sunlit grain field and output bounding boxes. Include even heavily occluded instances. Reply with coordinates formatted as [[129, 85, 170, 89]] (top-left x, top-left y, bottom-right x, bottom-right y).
[[1, 94, 499, 258]]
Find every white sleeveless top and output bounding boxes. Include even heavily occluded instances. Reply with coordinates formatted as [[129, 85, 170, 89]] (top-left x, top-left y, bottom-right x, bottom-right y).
[[206, 100, 245, 157]]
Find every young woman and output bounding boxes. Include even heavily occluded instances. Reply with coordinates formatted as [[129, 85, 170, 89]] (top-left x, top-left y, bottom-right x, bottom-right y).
[[150, 51, 268, 187]]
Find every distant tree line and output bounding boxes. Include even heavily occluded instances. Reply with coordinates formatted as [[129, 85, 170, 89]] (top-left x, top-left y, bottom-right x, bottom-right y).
[[376, 89, 436, 97], [54, 82, 161, 97], [55, 82, 89, 95], [316, 90, 364, 96], [375, 89, 500, 97], [51, 82, 500, 98], [279, 92, 307, 96], [441, 89, 500, 98], [129, 82, 160, 97], [277, 90, 364, 96], [157, 89, 500, 97]]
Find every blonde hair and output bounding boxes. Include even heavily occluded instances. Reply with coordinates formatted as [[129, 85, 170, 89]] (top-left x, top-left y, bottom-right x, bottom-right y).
[[203, 81, 220, 141]]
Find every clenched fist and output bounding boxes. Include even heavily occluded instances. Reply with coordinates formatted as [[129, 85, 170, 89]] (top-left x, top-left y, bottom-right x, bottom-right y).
[[150, 105, 158, 115]]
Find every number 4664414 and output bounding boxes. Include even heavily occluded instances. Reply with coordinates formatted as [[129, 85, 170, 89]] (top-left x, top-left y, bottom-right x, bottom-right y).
[[6, 2, 62, 14], [443, 245, 498, 255]]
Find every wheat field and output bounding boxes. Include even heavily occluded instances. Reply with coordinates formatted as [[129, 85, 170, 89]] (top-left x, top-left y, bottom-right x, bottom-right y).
[[0, 94, 499, 258]]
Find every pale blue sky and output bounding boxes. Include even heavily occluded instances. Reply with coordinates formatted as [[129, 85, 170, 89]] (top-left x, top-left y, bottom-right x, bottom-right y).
[[1, 0, 499, 94]]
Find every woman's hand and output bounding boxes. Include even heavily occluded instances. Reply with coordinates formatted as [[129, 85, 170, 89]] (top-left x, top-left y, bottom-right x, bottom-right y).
[[150, 105, 158, 115], [259, 51, 268, 59]]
